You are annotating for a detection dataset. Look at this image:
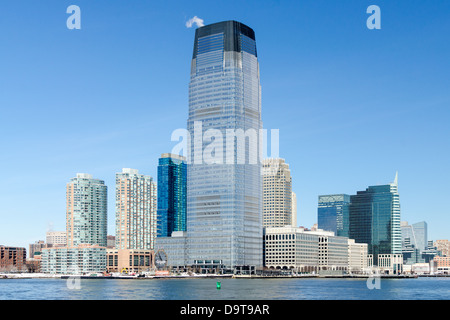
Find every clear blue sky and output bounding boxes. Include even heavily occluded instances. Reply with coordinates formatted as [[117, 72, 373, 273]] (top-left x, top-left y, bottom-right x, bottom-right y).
[[0, 0, 449, 249]]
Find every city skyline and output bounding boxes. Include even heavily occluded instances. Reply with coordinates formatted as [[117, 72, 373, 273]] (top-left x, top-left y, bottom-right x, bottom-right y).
[[1, 1, 450, 249]]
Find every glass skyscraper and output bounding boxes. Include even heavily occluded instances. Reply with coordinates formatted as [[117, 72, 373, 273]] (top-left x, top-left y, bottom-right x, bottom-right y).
[[401, 221, 428, 252], [186, 21, 263, 269], [348, 174, 401, 265], [318, 194, 350, 237], [157, 153, 187, 237]]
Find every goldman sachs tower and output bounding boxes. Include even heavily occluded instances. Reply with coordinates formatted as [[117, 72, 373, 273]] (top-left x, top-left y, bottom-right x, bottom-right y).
[[186, 21, 263, 270]]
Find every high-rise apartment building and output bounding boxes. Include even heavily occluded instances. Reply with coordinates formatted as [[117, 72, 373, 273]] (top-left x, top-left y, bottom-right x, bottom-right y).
[[262, 158, 293, 228], [292, 192, 297, 227], [318, 194, 350, 237], [186, 21, 263, 269], [157, 154, 187, 237], [348, 173, 401, 265], [115, 168, 157, 250], [42, 174, 108, 275], [66, 173, 107, 247]]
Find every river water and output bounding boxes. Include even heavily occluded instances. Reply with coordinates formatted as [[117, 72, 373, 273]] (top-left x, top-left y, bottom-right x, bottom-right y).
[[0, 277, 449, 300]]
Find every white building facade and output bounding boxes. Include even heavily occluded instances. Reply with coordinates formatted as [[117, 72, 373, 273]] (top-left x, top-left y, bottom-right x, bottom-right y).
[[41, 245, 106, 275], [348, 239, 368, 273], [264, 227, 353, 273]]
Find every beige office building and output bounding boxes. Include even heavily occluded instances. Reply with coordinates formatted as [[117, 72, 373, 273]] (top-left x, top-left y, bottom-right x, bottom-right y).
[[370, 254, 404, 275], [264, 226, 319, 273], [46, 231, 67, 247], [106, 249, 154, 274], [348, 239, 368, 273], [262, 158, 294, 228], [115, 168, 157, 250], [318, 233, 349, 272], [264, 226, 349, 273]]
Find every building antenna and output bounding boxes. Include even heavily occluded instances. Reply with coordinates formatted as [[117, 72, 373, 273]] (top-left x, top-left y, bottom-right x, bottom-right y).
[[393, 171, 398, 186]]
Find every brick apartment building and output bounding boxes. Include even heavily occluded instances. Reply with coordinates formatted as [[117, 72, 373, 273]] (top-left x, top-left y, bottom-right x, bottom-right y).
[[0, 245, 27, 272]]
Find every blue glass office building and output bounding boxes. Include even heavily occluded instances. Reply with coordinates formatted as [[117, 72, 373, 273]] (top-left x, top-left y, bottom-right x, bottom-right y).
[[401, 221, 428, 253], [157, 154, 187, 237], [318, 194, 350, 237], [348, 175, 401, 265], [186, 21, 263, 269]]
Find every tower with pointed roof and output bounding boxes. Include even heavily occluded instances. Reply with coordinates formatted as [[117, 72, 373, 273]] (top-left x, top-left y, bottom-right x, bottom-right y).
[[348, 173, 401, 265]]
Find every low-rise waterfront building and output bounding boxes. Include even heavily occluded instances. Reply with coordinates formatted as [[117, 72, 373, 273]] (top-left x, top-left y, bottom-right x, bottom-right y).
[[348, 239, 368, 274], [41, 244, 106, 275], [433, 256, 450, 274], [263, 226, 353, 274], [411, 262, 432, 275], [25, 256, 42, 273], [376, 254, 403, 275], [318, 233, 349, 274], [154, 231, 189, 271], [264, 226, 319, 273], [106, 249, 154, 274]]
